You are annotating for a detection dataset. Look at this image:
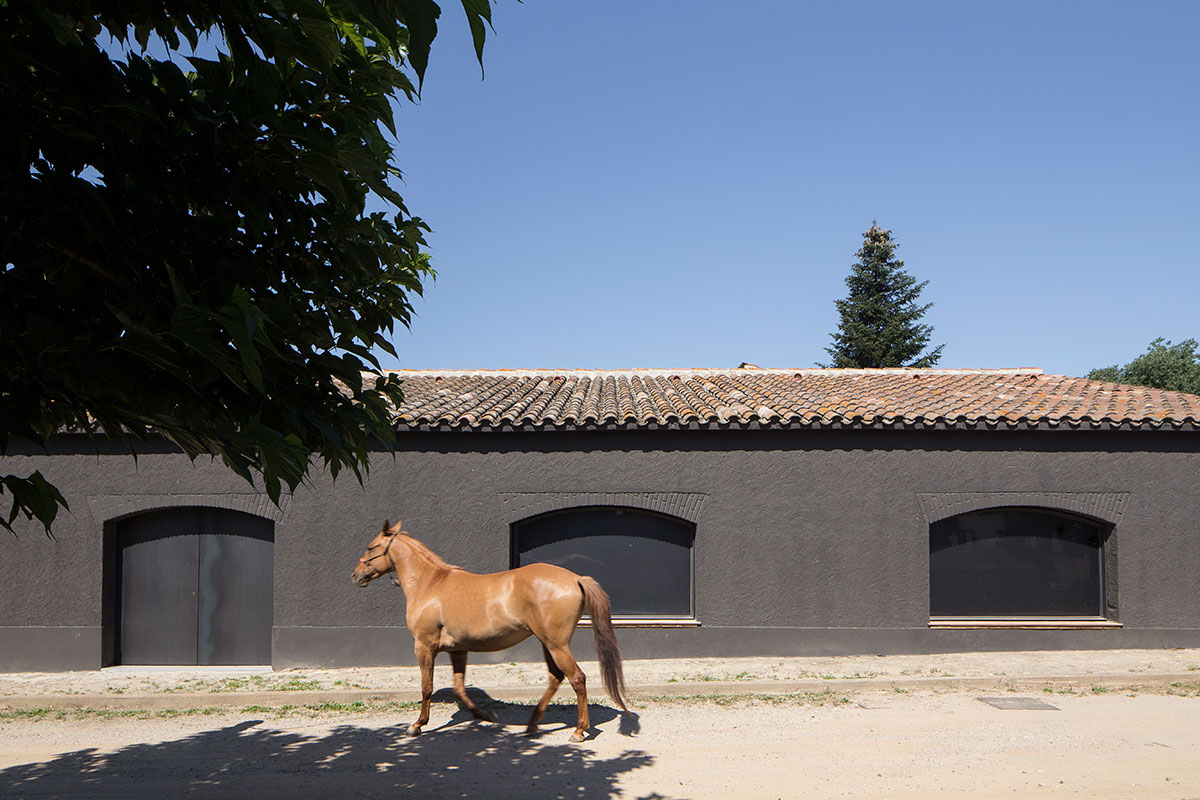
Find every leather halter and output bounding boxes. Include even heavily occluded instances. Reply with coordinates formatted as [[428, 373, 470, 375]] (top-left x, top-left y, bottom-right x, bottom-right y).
[[360, 536, 403, 586]]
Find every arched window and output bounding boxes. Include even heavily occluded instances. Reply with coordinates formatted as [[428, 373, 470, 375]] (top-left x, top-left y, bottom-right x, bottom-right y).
[[113, 507, 274, 665], [930, 508, 1107, 618], [512, 507, 694, 618]]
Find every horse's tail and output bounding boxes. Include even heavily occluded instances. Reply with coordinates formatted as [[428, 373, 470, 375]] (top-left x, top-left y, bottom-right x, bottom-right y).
[[578, 576, 628, 712]]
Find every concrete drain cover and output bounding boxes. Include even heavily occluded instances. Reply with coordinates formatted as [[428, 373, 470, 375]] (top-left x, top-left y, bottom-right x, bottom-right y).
[[856, 701, 890, 709], [977, 696, 1060, 711]]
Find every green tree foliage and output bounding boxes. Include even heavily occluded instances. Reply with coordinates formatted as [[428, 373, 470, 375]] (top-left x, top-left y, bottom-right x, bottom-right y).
[[823, 223, 944, 369], [0, 0, 493, 534], [1086, 338, 1200, 394]]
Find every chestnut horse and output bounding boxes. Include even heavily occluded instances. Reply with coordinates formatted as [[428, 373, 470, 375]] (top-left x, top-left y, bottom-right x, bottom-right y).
[[351, 520, 627, 742]]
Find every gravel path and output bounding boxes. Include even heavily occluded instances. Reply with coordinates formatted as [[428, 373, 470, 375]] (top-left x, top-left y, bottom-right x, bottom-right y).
[[3, 648, 1199, 705]]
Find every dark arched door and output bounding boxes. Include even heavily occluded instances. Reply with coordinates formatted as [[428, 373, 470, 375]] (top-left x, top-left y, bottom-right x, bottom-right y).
[[116, 507, 274, 665]]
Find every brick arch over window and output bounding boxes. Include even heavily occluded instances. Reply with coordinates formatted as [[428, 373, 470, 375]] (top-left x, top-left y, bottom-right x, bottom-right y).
[[498, 491, 707, 527], [90, 492, 291, 526], [917, 491, 1128, 527]]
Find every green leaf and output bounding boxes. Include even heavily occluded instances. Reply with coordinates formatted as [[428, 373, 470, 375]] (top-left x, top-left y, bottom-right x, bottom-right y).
[[297, 9, 344, 67], [459, 0, 493, 74], [297, 151, 350, 205], [223, 287, 266, 394], [394, 0, 443, 91]]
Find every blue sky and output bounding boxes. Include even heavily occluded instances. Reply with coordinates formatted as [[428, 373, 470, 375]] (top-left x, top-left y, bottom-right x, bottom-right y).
[[377, 1, 1198, 377]]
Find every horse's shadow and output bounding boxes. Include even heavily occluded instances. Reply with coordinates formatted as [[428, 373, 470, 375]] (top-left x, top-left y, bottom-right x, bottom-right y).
[[425, 687, 642, 739]]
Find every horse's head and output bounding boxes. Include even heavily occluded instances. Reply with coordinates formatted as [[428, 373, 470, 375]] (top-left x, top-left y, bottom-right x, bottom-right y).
[[351, 519, 403, 587]]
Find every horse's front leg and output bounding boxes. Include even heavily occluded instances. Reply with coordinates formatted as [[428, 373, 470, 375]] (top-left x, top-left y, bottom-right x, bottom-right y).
[[407, 642, 436, 736], [450, 651, 498, 723]]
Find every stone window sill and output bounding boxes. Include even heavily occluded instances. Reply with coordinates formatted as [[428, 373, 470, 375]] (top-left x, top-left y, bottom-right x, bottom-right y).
[[928, 618, 1122, 630], [579, 618, 701, 628]]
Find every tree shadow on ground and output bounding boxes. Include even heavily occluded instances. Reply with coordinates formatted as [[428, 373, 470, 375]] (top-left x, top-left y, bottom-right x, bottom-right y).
[[0, 697, 668, 800]]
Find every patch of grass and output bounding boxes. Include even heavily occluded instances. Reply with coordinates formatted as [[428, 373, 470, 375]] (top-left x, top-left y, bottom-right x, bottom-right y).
[[1, 700, 429, 723], [0, 708, 52, 721], [158, 680, 202, 694], [1091, 686, 1112, 694], [38, 707, 230, 721], [666, 672, 765, 683], [304, 701, 368, 713], [1187, 664, 1200, 672], [152, 708, 228, 719], [144, 674, 327, 695]]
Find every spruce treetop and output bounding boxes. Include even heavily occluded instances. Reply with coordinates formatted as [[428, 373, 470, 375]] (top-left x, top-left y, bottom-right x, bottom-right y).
[[823, 223, 944, 369]]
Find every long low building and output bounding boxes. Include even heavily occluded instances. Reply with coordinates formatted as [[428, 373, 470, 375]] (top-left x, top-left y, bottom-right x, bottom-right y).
[[3, 366, 1199, 671]]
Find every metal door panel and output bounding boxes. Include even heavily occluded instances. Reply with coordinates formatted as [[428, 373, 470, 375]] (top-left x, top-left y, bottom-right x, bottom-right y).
[[118, 511, 200, 665], [198, 511, 274, 665]]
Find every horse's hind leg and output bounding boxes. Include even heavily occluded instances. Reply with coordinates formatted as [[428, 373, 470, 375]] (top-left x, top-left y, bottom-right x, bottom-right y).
[[544, 644, 589, 742], [526, 644, 565, 735], [450, 651, 498, 723]]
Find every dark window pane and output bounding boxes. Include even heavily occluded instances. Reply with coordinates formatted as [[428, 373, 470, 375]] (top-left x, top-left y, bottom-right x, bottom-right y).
[[515, 508, 693, 616], [930, 509, 1103, 617]]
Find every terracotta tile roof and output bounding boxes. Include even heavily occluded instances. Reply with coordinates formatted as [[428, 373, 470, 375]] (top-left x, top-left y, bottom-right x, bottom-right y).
[[386, 367, 1200, 431]]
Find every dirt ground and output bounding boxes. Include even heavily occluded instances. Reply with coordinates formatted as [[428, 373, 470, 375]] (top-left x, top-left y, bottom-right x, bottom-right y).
[[3, 650, 1200, 798], [3, 690, 1200, 798]]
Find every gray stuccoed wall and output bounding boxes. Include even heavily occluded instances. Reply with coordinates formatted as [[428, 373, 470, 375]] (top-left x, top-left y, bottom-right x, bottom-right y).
[[2, 428, 1199, 670]]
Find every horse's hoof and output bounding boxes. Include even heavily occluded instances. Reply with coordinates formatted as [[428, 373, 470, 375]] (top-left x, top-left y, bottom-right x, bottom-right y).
[[568, 730, 586, 743], [486, 710, 499, 723], [525, 724, 539, 736], [406, 725, 422, 737]]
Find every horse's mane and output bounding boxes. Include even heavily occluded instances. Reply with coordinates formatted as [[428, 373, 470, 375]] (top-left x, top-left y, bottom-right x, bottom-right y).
[[397, 532, 464, 573]]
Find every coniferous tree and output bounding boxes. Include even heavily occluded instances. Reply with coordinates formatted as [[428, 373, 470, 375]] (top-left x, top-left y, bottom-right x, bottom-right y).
[[823, 223, 944, 368]]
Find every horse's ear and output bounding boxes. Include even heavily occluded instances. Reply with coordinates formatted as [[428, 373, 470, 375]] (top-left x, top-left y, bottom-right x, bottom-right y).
[[381, 519, 393, 536], [386, 519, 403, 535]]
